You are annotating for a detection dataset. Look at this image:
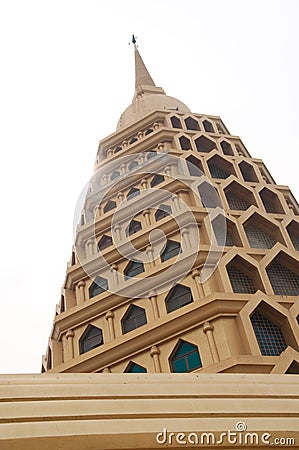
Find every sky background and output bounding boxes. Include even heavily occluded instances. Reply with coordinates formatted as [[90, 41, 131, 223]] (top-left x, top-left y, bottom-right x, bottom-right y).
[[0, 0, 298, 373]]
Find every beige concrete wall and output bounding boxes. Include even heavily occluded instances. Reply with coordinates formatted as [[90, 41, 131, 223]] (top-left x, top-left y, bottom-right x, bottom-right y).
[[0, 373, 298, 449]]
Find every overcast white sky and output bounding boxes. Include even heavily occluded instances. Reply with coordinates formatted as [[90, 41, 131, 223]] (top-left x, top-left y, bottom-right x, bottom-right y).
[[0, 0, 298, 373]]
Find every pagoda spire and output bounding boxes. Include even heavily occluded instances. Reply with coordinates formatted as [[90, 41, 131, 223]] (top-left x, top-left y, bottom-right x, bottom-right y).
[[132, 36, 165, 101]]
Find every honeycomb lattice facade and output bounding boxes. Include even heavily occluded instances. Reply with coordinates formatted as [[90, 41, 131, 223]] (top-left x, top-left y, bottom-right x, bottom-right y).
[[43, 45, 299, 376]]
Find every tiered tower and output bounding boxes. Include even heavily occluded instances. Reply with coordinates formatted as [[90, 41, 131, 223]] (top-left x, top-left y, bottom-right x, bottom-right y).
[[43, 43, 299, 375]]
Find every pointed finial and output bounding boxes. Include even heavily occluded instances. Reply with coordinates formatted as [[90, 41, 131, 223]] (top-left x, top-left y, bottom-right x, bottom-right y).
[[132, 34, 137, 45]]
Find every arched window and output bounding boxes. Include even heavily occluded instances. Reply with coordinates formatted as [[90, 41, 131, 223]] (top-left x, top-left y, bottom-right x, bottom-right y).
[[89, 276, 108, 298], [103, 200, 116, 213], [98, 235, 113, 251], [155, 204, 172, 221], [126, 219, 142, 236], [122, 305, 147, 334], [150, 174, 165, 187], [79, 325, 103, 354], [129, 137, 137, 144], [127, 187, 140, 200], [144, 128, 153, 135], [161, 240, 181, 262], [266, 260, 299, 296], [125, 362, 147, 373], [124, 260, 145, 278], [227, 264, 256, 294], [170, 340, 202, 372], [165, 284, 193, 313], [250, 311, 287, 356]]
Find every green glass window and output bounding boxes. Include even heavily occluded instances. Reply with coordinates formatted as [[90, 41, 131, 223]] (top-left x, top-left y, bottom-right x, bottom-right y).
[[170, 341, 202, 373]]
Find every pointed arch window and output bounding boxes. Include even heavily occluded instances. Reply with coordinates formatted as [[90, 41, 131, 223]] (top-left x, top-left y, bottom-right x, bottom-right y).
[[195, 136, 215, 153], [103, 200, 116, 213], [122, 305, 147, 334], [124, 260, 145, 279], [203, 120, 214, 133], [79, 325, 103, 354], [245, 223, 276, 249], [111, 170, 120, 181], [250, 311, 287, 356], [128, 160, 138, 170], [186, 155, 204, 176], [155, 204, 172, 221], [170, 340, 202, 372], [126, 219, 142, 236], [170, 116, 182, 129], [150, 174, 165, 187], [125, 362, 147, 373], [185, 117, 200, 131], [179, 136, 192, 151], [89, 276, 108, 298], [286, 361, 299, 374], [144, 128, 153, 135], [266, 260, 299, 296], [209, 163, 230, 179], [165, 284, 193, 313], [260, 189, 283, 214], [127, 187, 140, 200], [227, 264, 256, 294], [220, 140, 233, 156], [98, 235, 113, 251], [226, 191, 250, 211], [161, 240, 181, 262]]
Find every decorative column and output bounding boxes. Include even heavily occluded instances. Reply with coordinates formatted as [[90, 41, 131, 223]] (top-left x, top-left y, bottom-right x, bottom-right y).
[[146, 245, 155, 268], [157, 142, 164, 153], [181, 227, 191, 250], [191, 269, 204, 298], [105, 310, 115, 340], [148, 290, 159, 319], [76, 280, 86, 304], [203, 321, 220, 364], [171, 194, 180, 212], [65, 329, 74, 360], [120, 163, 127, 175], [150, 345, 162, 373], [141, 178, 148, 190], [113, 224, 121, 242], [110, 263, 119, 286], [143, 209, 151, 226], [117, 191, 124, 203], [85, 238, 95, 258]]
